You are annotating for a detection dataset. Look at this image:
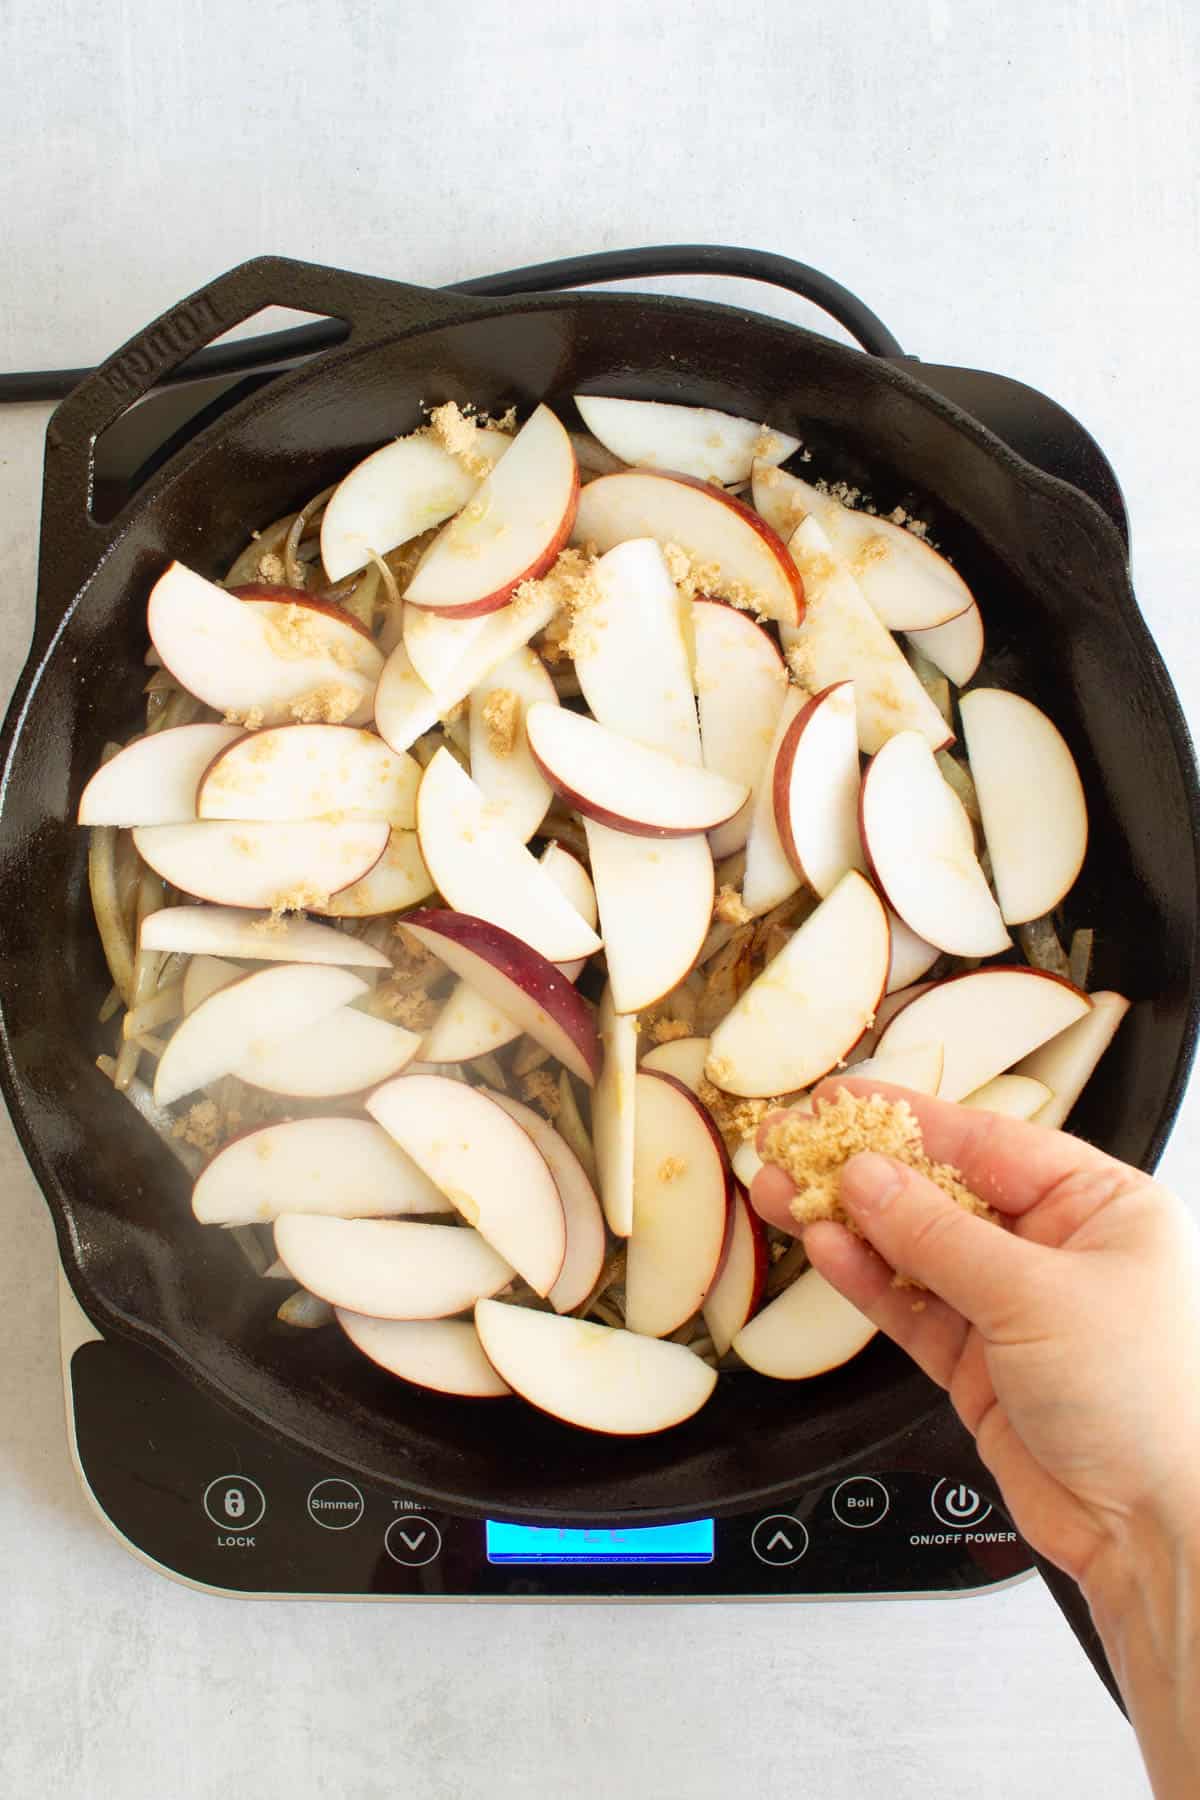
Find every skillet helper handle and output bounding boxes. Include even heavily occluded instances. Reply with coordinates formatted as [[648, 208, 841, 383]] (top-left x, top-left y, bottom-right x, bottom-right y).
[[892, 1399, 1127, 1714]]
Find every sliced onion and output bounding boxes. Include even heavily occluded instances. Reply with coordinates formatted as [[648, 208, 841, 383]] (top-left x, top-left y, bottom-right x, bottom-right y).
[[96, 1054, 203, 1175]]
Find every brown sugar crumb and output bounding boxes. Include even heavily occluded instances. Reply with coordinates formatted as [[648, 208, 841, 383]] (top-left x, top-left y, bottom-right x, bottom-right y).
[[479, 404, 518, 434], [714, 884, 754, 926], [649, 1017, 691, 1045], [658, 1155, 687, 1184], [761, 1089, 994, 1233], [288, 683, 362, 725], [373, 982, 440, 1031], [224, 705, 265, 730], [521, 1068, 561, 1117], [427, 401, 498, 479], [266, 883, 329, 921], [698, 1075, 775, 1153], [481, 687, 520, 757], [172, 1100, 223, 1156], [264, 603, 328, 662], [255, 551, 288, 585], [784, 642, 816, 692], [512, 548, 604, 659], [663, 542, 764, 619]]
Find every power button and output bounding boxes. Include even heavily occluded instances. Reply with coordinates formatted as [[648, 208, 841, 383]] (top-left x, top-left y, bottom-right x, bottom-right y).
[[930, 1478, 992, 1528]]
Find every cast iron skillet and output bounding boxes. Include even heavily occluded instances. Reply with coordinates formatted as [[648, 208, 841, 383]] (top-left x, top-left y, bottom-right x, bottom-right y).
[[3, 251, 1198, 1709]]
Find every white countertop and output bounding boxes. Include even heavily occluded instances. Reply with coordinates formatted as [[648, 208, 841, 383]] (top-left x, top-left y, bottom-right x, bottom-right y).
[[2, 2, 1197, 1794]]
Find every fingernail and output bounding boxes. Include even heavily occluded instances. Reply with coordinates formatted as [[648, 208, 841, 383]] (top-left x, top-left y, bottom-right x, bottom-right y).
[[840, 1151, 903, 1213]]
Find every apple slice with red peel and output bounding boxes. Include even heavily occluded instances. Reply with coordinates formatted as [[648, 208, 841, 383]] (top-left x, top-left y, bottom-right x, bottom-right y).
[[133, 818, 390, 909], [275, 1215, 514, 1320], [961, 1073, 1053, 1119], [875, 966, 1092, 1101], [772, 681, 865, 897], [958, 689, 1089, 925], [751, 464, 972, 631], [626, 1070, 733, 1338], [703, 1190, 768, 1357], [373, 588, 559, 753], [236, 1006, 420, 1097], [742, 688, 805, 916], [466, 646, 557, 843], [314, 829, 434, 917], [574, 469, 803, 627], [336, 1312, 512, 1397], [141, 904, 389, 969], [707, 871, 890, 1096], [490, 1093, 605, 1316], [640, 1034, 710, 1094], [693, 598, 789, 858], [844, 980, 937, 1066], [404, 605, 492, 697], [836, 1041, 944, 1096], [403, 405, 578, 617], [572, 539, 701, 764], [473, 1299, 717, 1435], [196, 725, 420, 827], [400, 910, 600, 1085], [574, 396, 800, 485], [320, 427, 511, 582], [905, 600, 984, 687], [182, 954, 242, 1014], [1013, 990, 1130, 1128], [886, 909, 940, 993], [780, 518, 952, 754], [593, 984, 638, 1235], [859, 730, 1010, 957], [583, 819, 713, 1013], [153, 963, 367, 1105], [526, 704, 747, 838], [416, 749, 601, 962], [148, 562, 380, 725], [731, 1137, 769, 1191], [536, 843, 598, 980], [193, 1117, 453, 1225], [78, 724, 242, 826], [732, 1266, 876, 1379], [367, 1074, 566, 1296]]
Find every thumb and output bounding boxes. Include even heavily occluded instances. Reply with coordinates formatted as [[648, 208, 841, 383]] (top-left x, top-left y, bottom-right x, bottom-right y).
[[839, 1151, 1046, 1336]]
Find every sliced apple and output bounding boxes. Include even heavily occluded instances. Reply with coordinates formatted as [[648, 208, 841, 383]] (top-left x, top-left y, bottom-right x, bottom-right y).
[[236, 1005, 420, 1097], [772, 681, 865, 897], [837, 1041, 944, 1095], [875, 966, 1092, 1101], [473, 1299, 717, 1435], [373, 588, 559, 753], [525, 704, 746, 838], [703, 1189, 768, 1357], [961, 1073, 1054, 1119], [583, 819, 713, 1013], [489, 1093, 606, 1316], [78, 724, 242, 826], [859, 730, 1010, 957], [707, 870, 890, 1097], [886, 909, 940, 993], [466, 646, 557, 842], [779, 518, 952, 754], [402, 606, 491, 696], [958, 689, 1089, 925], [313, 828, 435, 917], [733, 1266, 877, 1379], [574, 469, 803, 627], [196, 725, 420, 827], [626, 1070, 733, 1338], [181, 954, 242, 1014], [367, 1073, 566, 1296], [905, 600, 984, 687], [572, 538, 702, 765], [742, 688, 805, 916], [574, 395, 800, 486], [731, 1137, 767, 1191], [337, 1312, 511, 1397], [153, 963, 367, 1105], [416, 748, 601, 962], [751, 464, 971, 631], [593, 984, 638, 1235], [693, 598, 789, 858], [640, 1034, 710, 1094], [147, 562, 380, 725], [132, 818, 390, 909], [275, 1215, 513, 1320], [141, 903, 389, 968], [320, 427, 510, 582], [421, 843, 596, 1063], [193, 1117, 453, 1225], [1013, 990, 1130, 1128], [403, 406, 578, 617], [400, 910, 599, 1085]]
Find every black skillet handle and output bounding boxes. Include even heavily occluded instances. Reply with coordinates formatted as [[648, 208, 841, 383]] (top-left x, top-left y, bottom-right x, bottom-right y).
[[891, 1400, 1127, 1714]]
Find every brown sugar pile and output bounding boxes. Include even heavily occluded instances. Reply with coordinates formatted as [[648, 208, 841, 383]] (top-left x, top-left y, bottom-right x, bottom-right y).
[[760, 1088, 993, 1230]]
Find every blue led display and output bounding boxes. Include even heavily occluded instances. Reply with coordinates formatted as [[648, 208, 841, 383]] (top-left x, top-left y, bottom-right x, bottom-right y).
[[485, 1519, 715, 1565]]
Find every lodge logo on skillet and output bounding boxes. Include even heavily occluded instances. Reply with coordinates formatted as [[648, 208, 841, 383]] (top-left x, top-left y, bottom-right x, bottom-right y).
[[102, 295, 221, 398]]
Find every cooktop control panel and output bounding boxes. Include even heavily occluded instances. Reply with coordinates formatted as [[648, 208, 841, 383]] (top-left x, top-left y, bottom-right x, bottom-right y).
[[68, 1337, 1032, 1599]]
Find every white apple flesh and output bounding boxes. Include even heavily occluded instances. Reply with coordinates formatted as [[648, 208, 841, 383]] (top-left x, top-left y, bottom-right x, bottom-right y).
[[692, 598, 789, 859], [772, 681, 865, 897], [875, 966, 1092, 1101], [320, 426, 511, 582], [626, 1070, 733, 1338], [572, 538, 702, 765], [473, 1299, 717, 1435], [732, 1266, 877, 1379], [275, 1215, 514, 1320], [196, 725, 420, 827], [835, 1041, 944, 1095], [141, 904, 389, 968], [905, 600, 984, 687], [1013, 990, 1130, 1128], [960, 1073, 1054, 1118], [640, 1034, 710, 1094], [313, 829, 435, 917], [741, 688, 804, 916], [886, 909, 940, 993], [132, 817, 390, 910], [466, 646, 557, 842], [489, 1093, 606, 1316], [592, 984, 638, 1235], [78, 724, 242, 826], [336, 1312, 512, 1398], [703, 1189, 768, 1357], [181, 954, 242, 1014], [235, 1005, 420, 1097], [192, 1117, 453, 1225], [574, 395, 799, 485], [583, 818, 713, 1013]]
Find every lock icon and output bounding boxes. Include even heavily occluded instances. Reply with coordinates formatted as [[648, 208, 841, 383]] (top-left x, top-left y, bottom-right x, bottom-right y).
[[224, 1487, 246, 1520], [203, 1476, 266, 1530]]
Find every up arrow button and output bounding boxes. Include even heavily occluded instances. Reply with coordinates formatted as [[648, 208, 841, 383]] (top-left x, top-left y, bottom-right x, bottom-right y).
[[750, 1514, 810, 1566]]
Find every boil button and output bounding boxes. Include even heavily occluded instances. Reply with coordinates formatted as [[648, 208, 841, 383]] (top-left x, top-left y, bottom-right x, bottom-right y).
[[750, 1514, 809, 1566], [831, 1476, 890, 1529]]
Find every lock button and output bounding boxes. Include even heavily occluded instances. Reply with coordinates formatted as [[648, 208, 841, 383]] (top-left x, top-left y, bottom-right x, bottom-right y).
[[203, 1475, 267, 1531]]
